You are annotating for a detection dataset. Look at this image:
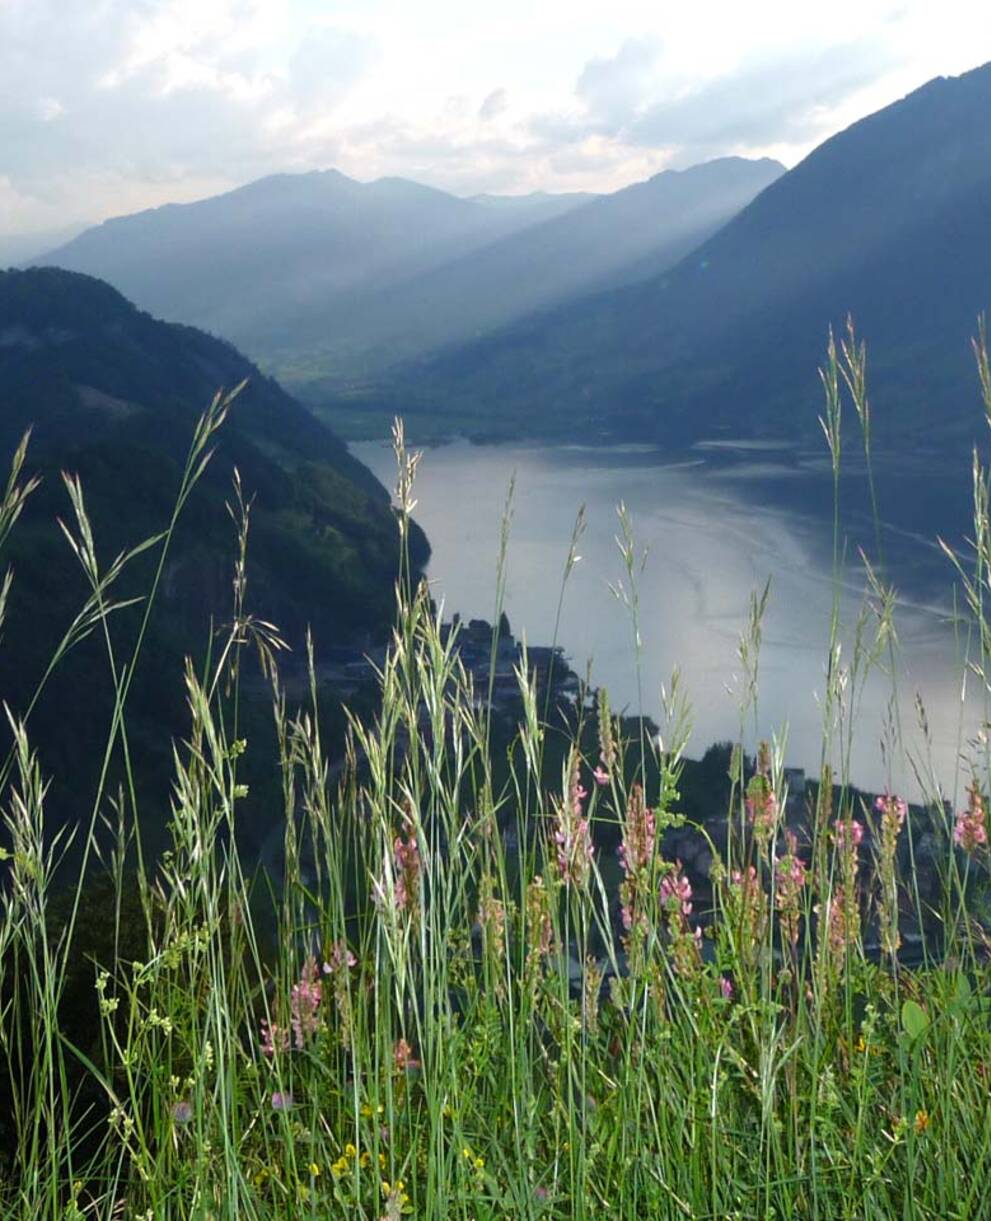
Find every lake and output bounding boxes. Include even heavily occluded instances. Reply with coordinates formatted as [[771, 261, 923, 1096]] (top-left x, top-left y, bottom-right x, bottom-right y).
[[352, 438, 986, 804]]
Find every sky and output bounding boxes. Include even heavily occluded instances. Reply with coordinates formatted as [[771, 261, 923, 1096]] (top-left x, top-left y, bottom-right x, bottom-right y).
[[1, 0, 990, 236]]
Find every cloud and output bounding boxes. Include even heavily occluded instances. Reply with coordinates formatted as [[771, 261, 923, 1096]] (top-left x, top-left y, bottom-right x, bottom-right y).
[[0, 1, 377, 232], [520, 32, 900, 181], [288, 26, 378, 110], [629, 41, 896, 152], [0, 0, 986, 232], [478, 87, 508, 121], [575, 36, 661, 128]]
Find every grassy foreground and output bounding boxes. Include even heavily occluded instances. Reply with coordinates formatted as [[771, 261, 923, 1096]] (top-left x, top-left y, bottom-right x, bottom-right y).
[[3, 331, 991, 1219]]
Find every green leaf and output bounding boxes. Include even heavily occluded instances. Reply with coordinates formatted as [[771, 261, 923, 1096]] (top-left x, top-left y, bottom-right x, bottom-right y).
[[954, 973, 973, 1007], [901, 999, 930, 1041]]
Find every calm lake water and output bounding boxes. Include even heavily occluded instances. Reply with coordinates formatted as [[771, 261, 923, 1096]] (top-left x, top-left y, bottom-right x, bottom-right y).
[[352, 438, 985, 802]]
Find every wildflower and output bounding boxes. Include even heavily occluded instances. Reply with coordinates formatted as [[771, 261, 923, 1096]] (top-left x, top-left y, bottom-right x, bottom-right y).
[[914, 1109, 930, 1135], [393, 830, 421, 912], [260, 1017, 290, 1058], [592, 765, 610, 786], [874, 791, 907, 957], [954, 782, 988, 854], [659, 863, 692, 917], [171, 1100, 193, 1125], [270, 1091, 294, 1111], [660, 862, 701, 977], [619, 784, 655, 878], [775, 831, 807, 950], [553, 755, 593, 887], [824, 884, 860, 960], [832, 817, 865, 851], [724, 864, 766, 962], [323, 939, 357, 1049], [720, 975, 734, 1000], [875, 791, 908, 840], [618, 783, 656, 932], [746, 742, 779, 847], [525, 875, 554, 970], [394, 1037, 421, 1072], [290, 958, 323, 1049], [323, 940, 357, 972]]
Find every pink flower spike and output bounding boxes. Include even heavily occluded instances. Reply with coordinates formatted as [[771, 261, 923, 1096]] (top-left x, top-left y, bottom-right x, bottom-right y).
[[720, 976, 734, 1000], [592, 766, 609, 786]]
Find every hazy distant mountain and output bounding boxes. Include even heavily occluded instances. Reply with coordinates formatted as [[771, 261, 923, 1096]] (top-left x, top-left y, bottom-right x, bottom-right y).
[[406, 61, 991, 455], [37, 170, 576, 372], [0, 224, 88, 268], [39, 160, 782, 396], [468, 190, 598, 222], [290, 157, 783, 403]]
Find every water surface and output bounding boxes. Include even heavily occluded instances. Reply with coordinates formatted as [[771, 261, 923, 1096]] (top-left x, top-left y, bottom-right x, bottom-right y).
[[353, 439, 984, 802]]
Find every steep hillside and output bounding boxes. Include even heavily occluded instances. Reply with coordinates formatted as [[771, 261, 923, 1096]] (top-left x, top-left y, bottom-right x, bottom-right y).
[[405, 62, 991, 452], [0, 267, 426, 844]]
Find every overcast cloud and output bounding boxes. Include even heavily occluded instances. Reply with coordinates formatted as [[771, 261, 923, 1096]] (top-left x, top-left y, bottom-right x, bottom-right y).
[[0, 0, 989, 234]]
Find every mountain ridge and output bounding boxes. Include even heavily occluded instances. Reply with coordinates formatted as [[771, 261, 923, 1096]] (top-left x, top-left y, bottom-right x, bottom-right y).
[[396, 61, 991, 452]]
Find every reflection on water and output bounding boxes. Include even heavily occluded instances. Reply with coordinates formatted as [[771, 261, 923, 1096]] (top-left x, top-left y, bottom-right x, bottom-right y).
[[352, 439, 985, 801]]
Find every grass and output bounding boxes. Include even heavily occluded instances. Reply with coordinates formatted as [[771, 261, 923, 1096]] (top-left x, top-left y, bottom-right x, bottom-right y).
[[2, 330, 991, 1219]]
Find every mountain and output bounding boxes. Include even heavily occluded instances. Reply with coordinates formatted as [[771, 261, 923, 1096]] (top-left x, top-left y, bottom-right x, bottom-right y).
[[402, 62, 991, 455], [36, 170, 576, 381], [38, 161, 782, 404], [0, 267, 426, 847], [293, 157, 784, 413], [0, 224, 89, 268], [468, 190, 599, 222]]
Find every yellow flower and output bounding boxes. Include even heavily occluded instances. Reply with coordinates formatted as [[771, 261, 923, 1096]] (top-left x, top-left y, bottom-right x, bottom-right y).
[[344, 1142, 357, 1158], [359, 1151, 371, 1168], [308, 1163, 321, 1177], [474, 1157, 485, 1171], [914, 1109, 930, 1135]]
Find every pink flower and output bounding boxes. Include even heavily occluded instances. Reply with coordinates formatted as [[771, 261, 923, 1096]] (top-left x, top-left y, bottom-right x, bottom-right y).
[[290, 959, 322, 1049], [720, 976, 734, 1000], [394, 1038, 421, 1072], [775, 831, 807, 948], [874, 791, 907, 836], [833, 818, 864, 850], [659, 864, 692, 916], [954, 783, 988, 854], [618, 785, 655, 878], [270, 1091, 294, 1111], [393, 831, 421, 912], [592, 765, 610, 786], [260, 1017, 289, 1057], [323, 940, 357, 973], [554, 759, 594, 887]]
